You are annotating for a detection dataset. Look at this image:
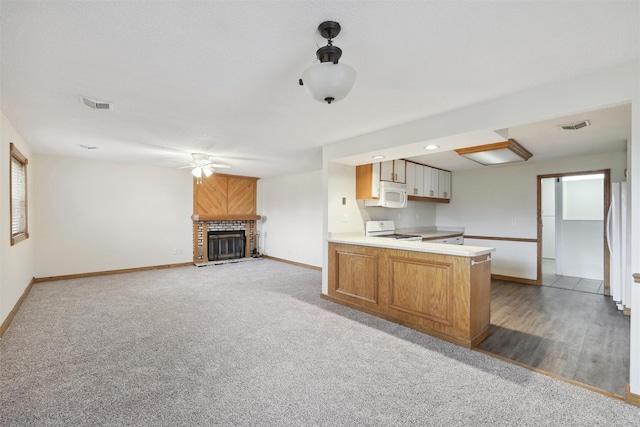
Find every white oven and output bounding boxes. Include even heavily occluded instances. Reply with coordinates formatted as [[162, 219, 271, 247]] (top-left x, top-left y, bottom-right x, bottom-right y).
[[365, 220, 421, 241]]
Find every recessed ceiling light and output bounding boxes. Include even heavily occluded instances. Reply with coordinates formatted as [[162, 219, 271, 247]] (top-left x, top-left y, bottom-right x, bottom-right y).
[[372, 155, 385, 159], [424, 145, 439, 150]]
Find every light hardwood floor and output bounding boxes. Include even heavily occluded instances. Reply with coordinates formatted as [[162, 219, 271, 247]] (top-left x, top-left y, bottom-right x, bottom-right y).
[[477, 279, 629, 397]]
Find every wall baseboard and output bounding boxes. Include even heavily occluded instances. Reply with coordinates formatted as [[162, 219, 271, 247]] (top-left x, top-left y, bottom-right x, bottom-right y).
[[261, 255, 321, 271], [0, 277, 35, 338], [491, 274, 539, 286], [626, 384, 640, 407], [33, 262, 193, 284]]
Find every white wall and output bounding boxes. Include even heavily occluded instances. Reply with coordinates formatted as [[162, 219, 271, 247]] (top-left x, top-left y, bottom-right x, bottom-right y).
[[326, 163, 363, 235], [32, 155, 193, 277], [436, 151, 625, 280], [1, 112, 36, 326], [257, 169, 323, 267], [360, 201, 437, 230]]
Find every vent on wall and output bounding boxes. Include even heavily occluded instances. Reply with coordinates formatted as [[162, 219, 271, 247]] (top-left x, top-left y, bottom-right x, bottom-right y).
[[80, 96, 113, 110], [558, 120, 590, 130]]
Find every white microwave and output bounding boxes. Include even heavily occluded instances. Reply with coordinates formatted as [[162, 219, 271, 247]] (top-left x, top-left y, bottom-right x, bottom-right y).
[[364, 182, 408, 208]]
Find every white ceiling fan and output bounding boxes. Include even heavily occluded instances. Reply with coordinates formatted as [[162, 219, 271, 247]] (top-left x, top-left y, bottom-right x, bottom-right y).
[[180, 153, 232, 178]]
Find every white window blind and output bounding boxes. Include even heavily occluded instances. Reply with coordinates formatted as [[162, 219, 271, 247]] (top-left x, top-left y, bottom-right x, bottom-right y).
[[11, 155, 27, 236]]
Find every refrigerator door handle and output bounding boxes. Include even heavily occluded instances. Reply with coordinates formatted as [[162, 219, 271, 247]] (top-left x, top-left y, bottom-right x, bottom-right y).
[[606, 203, 613, 254]]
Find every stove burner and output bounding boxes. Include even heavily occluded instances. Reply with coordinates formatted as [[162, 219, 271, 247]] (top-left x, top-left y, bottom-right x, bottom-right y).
[[379, 234, 421, 240]]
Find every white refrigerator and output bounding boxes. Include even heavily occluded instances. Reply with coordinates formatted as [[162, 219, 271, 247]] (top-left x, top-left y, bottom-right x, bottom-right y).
[[606, 182, 629, 310]]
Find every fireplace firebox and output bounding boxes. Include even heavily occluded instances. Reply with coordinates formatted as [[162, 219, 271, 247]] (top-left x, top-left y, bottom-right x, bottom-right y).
[[208, 230, 246, 261]]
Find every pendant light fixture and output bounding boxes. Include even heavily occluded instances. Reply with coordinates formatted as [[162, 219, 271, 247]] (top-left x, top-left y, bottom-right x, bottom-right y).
[[299, 21, 356, 104]]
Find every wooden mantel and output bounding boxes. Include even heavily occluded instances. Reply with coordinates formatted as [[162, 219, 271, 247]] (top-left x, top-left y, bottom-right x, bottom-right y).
[[192, 214, 261, 221]]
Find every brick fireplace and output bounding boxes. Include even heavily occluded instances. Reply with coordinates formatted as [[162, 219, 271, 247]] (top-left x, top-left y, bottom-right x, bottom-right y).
[[191, 172, 260, 265], [192, 217, 258, 264]]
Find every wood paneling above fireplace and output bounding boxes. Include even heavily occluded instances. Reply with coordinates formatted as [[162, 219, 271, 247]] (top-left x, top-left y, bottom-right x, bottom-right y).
[[193, 173, 258, 217]]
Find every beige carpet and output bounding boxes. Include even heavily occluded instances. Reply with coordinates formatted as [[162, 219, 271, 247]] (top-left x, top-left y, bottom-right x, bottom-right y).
[[2, 259, 640, 425]]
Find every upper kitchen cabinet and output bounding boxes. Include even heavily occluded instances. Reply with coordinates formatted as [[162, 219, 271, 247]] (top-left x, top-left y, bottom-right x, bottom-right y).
[[438, 170, 452, 199], [424, 167, 438, 198], [422, 167, 451, 200], [356, 163, 381, 199], [405, 162, 425, 196], [357, 160, 451, 203], [380, 159, 406, 183]]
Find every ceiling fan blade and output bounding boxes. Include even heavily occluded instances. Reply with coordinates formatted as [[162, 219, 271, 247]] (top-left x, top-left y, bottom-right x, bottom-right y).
[[209, 163, 232, 168]]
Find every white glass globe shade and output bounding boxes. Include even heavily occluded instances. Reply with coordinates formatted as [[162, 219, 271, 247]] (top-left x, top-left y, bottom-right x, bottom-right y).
[[203, 167, 213, 177], [302, 62, 356, 104], [192, 167, 202, 178]]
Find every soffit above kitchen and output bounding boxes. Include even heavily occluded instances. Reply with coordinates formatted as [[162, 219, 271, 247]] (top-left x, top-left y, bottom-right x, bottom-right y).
[[0, 1, 638, 178], [337, 103, 630, 171]]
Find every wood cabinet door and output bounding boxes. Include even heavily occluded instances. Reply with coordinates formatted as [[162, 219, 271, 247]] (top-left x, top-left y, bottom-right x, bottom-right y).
[[227, 177, 256, 214], [356, 163, 381, 199], [194, 174, 228, 214]]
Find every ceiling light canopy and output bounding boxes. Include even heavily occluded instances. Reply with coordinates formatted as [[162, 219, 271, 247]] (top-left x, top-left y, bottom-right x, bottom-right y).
[[299, 21, 356, 104], [455, 139, 532, 166]]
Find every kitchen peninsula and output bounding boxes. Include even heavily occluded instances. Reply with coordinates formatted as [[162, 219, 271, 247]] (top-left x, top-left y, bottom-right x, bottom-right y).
[[324, 235, 495, 348]]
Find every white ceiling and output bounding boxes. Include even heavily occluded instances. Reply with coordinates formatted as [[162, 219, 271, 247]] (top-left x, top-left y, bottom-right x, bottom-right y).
[[1, 1, 638, 177]]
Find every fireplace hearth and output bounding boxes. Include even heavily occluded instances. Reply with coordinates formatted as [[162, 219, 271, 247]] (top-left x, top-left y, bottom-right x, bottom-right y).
[[208, 230, 246, 261]]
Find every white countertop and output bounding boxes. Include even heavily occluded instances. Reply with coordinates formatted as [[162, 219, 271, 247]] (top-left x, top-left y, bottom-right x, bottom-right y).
[[327, 234, 495, 257], [395, 226, 464, 240]]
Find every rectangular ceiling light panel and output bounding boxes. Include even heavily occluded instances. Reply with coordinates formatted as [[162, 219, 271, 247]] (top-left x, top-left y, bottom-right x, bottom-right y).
[[454, 139, 532, 166]]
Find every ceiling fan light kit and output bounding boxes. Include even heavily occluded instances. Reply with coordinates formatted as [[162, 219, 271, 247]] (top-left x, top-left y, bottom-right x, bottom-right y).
[[185, 153, 231, 181], [300, 21, 356, 104]]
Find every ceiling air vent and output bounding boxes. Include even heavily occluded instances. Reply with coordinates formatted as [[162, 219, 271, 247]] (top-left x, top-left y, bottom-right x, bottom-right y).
[[558, 120, 590, 130], [80, 96, 113, 110]]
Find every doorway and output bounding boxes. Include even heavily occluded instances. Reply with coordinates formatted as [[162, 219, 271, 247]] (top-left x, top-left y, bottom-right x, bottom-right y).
[[537, 170, 610, 295]]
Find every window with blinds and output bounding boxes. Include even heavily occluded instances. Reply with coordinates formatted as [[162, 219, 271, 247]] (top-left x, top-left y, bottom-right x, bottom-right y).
[[10, 143, 29, 245]]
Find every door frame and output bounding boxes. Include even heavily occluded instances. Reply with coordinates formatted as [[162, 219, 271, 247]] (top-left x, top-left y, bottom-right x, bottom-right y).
[[536, 169, 611, 295]]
